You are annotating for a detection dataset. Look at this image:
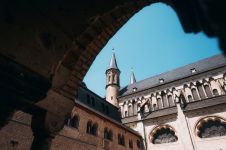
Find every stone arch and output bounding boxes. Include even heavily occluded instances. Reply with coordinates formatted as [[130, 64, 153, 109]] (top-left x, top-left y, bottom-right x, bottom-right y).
[[149, 124, 178, 144], [52, 0, 175, 99], [195, 116, 226, 138]]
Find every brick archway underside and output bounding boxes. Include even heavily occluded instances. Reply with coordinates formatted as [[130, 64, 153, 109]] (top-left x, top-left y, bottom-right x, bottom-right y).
[[0, 0, 225, 111]]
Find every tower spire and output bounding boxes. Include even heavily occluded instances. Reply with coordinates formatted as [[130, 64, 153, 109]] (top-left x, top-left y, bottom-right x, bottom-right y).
[[105, 51, 120, 107], [130, 69, 136, 84], [108, 52, 119, 70]]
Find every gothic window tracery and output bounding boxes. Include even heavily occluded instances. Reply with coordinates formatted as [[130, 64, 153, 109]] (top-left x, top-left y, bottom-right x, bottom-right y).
[[197, 117, 226, 138], [150, 126, 178, 144]]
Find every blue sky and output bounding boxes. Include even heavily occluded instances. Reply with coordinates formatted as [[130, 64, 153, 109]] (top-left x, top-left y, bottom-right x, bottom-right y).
[[83, 3, 222, 97]]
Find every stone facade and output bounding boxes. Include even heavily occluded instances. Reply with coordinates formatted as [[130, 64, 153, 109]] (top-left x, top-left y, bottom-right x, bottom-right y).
[[117, 54, 226, 150]]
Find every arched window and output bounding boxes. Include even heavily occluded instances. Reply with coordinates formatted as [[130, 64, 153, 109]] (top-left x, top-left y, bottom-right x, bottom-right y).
[[204, 84, 212, 98], [197, 117, 226, 138], [104, 128, 108, 139], [108, 130, 113, 140], [197, 82, 206, 99], [132, 100, 137, 115], [86, 121, 92, 134], [112, 74, 115, 82], [104, 128, 113, 140], [129, 139, 133, 149], [91, 123, 98, 136], [161, 92, 168, 107], [168, 95, 174, 106], [157, 98, 163, 109], [108, 76, 111, 83], [187, 95, 193, 102], [128, 105, 133, 116], [213, 89, 219, 96], [68, 115, 79, 129], [118, 134, 125, 145], [125, 111, 128, 117], [118, 134, 121, 144], [191, 88, 199, 101], [151, 126, 178, 144]]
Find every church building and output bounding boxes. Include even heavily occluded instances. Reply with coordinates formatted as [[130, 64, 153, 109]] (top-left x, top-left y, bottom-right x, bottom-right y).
[[115, 54, 226, 150], [0, 52, 226, 150]]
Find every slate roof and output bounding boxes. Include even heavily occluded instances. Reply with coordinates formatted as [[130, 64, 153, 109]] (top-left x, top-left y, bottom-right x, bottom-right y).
[[108, 52, 119, 70], [119, 54, 226, 97]]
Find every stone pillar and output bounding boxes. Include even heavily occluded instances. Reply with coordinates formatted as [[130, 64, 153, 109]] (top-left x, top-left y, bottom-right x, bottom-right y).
[[0, 103, 15, 129], [176, 103, 195, 150], [31, 112, 65, 150], [136, 112, 147, 150]]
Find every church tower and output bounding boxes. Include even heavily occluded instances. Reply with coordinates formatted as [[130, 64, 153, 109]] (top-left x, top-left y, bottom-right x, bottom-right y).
[[105, 52, 120, 107]]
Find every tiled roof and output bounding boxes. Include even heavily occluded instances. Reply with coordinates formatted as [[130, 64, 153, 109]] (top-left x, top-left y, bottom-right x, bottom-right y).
[[119, 54, 226, 97]]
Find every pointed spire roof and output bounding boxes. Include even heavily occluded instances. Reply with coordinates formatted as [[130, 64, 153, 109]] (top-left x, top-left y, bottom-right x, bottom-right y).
[[130, 71, 136, 84], [108, 52, 119, 70]]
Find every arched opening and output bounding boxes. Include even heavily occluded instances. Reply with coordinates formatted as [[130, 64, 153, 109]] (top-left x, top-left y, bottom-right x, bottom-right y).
[[161, 92, 168, 108], [157, 98, 163, 109], [213, 89, 219, 96], [204, 84, 212, 98], [197, 82, 206, 99], [196, 117, 226, 138], [191, 88, 199, 101], [128, 104, 133, 116], [91, 123, 98, 136], [168, 95, 174, 106], [132, 100, 137, 115], [86, 121, 92, 134], [187, 95, 193, 102], [68, 115, 79, 129], [150, 125, 178, 144]]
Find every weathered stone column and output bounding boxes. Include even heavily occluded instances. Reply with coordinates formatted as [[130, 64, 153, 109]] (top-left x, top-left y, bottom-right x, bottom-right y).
[[31, 89, 74, 150], [31, 112, 65, 150]]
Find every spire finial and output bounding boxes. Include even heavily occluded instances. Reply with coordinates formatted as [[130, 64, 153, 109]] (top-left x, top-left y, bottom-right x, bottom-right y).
[[107, 49, 119, 70]]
